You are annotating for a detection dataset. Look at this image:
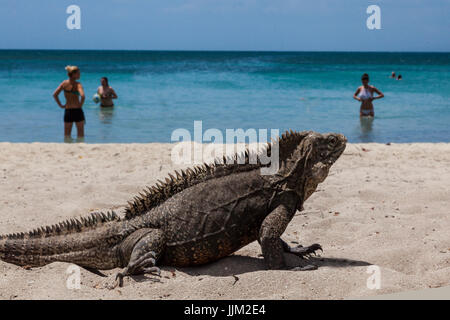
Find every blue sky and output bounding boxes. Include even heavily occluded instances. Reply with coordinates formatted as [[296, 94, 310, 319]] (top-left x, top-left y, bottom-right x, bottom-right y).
[[0, 0, 449, 51]]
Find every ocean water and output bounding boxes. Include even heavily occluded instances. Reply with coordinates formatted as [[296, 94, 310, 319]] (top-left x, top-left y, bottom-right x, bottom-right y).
[[0, 50, 449, 143]]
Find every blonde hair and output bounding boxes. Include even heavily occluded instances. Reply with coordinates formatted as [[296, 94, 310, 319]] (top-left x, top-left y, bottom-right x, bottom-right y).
[[65, 65, 80, 76]]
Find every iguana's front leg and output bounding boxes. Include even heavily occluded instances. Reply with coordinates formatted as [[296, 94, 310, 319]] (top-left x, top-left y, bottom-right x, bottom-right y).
[[259, 204, 318, 271], [259, 204, 294, 269]]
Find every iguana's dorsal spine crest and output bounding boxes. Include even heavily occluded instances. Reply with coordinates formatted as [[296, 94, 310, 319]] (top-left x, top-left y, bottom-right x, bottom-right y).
[[0, 211, 120, 240], [124, 130, 312, 220]]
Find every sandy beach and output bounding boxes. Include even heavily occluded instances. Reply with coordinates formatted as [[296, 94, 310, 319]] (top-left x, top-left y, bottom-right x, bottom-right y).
[[0, 142, 449, 300]]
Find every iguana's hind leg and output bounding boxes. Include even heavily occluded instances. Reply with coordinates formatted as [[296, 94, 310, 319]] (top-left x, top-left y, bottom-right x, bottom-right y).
[[115, 228, 165, 287]]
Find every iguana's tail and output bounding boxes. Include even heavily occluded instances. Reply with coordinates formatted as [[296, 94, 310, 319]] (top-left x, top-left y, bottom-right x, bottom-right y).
[[0, 212, 121, 269]]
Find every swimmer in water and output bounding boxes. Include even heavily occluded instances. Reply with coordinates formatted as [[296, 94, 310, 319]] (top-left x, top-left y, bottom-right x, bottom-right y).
[[353, 73, 384, 117], [53, 66, 86, 139], [97, 77, 118, 107]]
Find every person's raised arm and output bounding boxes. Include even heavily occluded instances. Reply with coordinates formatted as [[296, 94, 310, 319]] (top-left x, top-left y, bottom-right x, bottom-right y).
[[53, 82, 65, 109], [353, 87, 361, 101], [371, 86, 384, 100], [78, 83, 86, 107]]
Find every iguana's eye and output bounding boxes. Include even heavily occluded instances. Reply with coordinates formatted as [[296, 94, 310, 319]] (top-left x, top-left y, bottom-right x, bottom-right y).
[[328, 136, 337, 146]]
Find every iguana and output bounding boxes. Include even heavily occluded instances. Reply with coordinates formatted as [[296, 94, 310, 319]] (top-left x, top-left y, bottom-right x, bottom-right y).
[[0, 130, 346, 286]]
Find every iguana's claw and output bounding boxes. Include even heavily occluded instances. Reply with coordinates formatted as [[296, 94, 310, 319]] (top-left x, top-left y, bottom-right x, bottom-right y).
[[310, 243, 323, 253], [114, 271, 126, 288], [142, 266, 161, 277], [288, 243, 322, 258], [106, 271, 125, 289]]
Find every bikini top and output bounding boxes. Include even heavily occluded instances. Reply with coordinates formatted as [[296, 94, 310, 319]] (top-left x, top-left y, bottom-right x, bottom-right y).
[[64, 84, 80, 96], [359, 87, 373, 100]]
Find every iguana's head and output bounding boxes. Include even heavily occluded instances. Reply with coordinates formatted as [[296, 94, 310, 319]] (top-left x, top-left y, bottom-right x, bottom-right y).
[[291, 132, 347, 201]]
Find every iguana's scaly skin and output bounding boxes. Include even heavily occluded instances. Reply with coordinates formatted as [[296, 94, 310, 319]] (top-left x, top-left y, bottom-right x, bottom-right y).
[[0, 131, 346, 285]]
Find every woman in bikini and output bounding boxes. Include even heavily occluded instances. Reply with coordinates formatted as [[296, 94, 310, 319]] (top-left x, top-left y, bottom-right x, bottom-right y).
[[353, 73, 384, 117], [53, 66, 86, 139], [97, 77, 118, 107]]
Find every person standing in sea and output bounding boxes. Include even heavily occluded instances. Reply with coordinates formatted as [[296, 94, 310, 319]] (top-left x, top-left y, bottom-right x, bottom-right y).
[[97, 77, 117, 107], [53, 66, 86, 141], [353, 73, 384, 117]]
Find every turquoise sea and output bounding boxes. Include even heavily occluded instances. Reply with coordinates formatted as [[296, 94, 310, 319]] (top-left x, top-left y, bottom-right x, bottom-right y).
[[0, 50, 449, 143]]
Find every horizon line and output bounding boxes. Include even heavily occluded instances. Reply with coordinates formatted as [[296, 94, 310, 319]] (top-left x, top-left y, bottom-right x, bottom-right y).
[[0, 48, 449, 54]]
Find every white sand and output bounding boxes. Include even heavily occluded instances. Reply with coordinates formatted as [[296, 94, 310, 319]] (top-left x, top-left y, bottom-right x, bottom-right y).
[[0, 142, 449, 300]]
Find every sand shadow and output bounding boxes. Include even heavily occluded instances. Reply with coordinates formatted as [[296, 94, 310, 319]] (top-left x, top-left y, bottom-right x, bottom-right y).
[[305, 256, 372, 268], [179, 255, 265, 277], [120, 255, 372, 285], [168, 254, 372, 278]]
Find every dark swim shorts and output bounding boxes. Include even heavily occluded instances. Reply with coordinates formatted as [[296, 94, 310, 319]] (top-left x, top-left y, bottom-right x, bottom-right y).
[[64, 108, 85, 123]]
